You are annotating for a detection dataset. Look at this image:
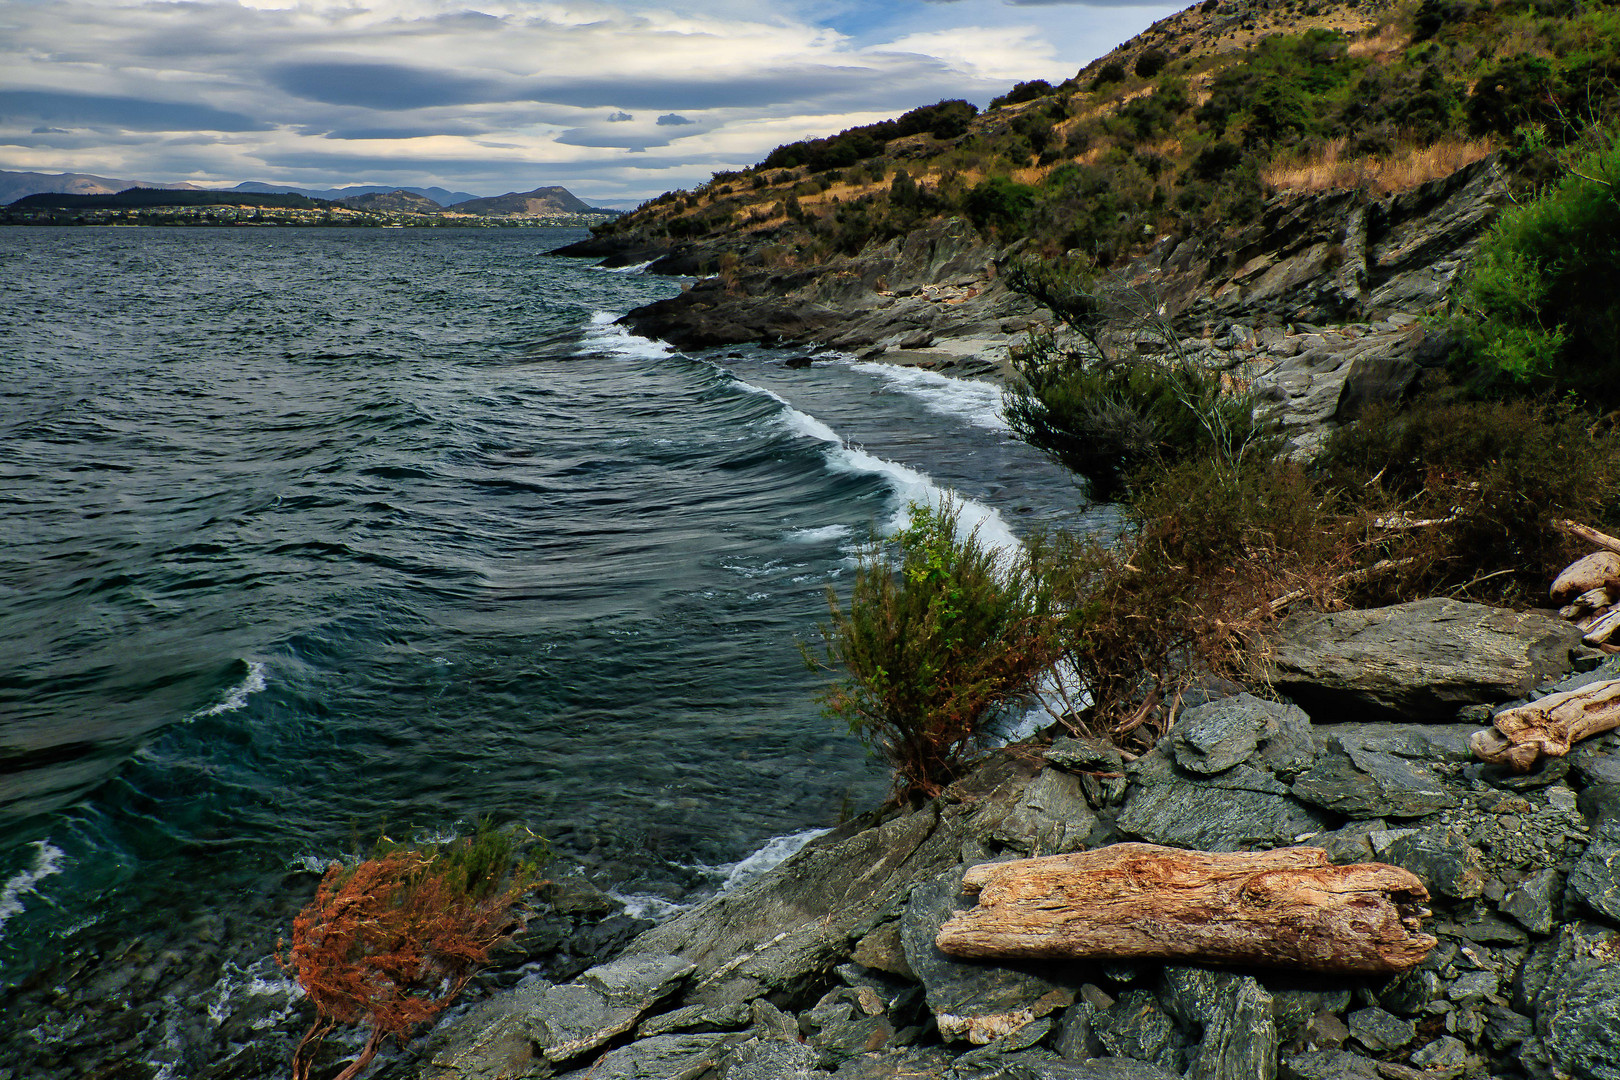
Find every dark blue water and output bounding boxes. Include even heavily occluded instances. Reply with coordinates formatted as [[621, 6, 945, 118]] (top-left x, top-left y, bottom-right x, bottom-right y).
[[0, 226, 1095, 1069]]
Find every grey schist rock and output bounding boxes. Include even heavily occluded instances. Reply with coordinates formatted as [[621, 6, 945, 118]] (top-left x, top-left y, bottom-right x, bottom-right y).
[[902, 865, 1077, 1045], [555, 1033, 732, 1080], [1568, 817, 1620, 922], [1290, 725, 1473, 819], [1117, 746, 1324, 852], [424, 954, 693, 1079], [1170, 694, 1314, 778], [1266, 599, 1583, 720]]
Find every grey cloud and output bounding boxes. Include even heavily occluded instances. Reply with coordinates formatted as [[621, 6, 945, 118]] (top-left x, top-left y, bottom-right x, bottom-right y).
[[30, 126, 69, 134], [269, 61, 505, 110], [606, 111, 634, 122], [655, 113, 694, 126], [0, 90, 267, 131], [323, 124, 482, 140]]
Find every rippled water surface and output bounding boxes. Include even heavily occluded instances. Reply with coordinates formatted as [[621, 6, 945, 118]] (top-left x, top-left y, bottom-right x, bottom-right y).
[[0, 226, 1097, 1017]]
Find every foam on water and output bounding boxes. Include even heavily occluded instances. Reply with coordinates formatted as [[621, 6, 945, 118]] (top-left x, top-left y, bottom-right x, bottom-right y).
[[851, 361, 1009, 432], [194, 661, 267, 719], [730, 376, 1023, 557], [595, 260, 656, 274], [584, 310, 676, 360], [786, 524, 852, 544], [719, 826, 830, 893], [0, 842, 66, 937]]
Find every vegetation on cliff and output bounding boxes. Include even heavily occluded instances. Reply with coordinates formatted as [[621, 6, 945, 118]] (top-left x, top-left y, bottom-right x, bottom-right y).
[[589, 0, 1618, 274]]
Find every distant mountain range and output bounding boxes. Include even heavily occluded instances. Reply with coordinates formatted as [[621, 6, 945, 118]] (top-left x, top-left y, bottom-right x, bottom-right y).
[[0, 170, 614, 213]]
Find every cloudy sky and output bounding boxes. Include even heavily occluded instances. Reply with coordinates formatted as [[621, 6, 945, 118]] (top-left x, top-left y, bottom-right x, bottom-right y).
[[0, 0, 1179, 205]]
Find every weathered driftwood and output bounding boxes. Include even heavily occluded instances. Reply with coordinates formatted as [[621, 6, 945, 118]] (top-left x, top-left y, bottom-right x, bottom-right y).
[[934, 844, 1435, 975], [1564, 588, 1617, 621], [1583, 608, 1620, 646], [1554, 520, 1620, 558], [1471, 678, 1620, 772], [1550, 551, 1620, 603]]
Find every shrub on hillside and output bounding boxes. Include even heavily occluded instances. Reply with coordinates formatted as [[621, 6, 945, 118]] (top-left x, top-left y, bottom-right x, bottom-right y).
[[1458, 136, 1620, 404], [810, 502, 1062, 800]]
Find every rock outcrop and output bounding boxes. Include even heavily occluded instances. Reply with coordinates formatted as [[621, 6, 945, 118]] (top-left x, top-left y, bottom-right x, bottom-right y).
[[418, 619, 1620, 1080]]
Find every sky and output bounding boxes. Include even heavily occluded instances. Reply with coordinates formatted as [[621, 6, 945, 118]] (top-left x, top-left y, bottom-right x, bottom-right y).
[[0, 0, 1181, 206]]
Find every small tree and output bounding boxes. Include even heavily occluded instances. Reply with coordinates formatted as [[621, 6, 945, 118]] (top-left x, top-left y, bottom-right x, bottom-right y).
[[1460, 132, 1620, 404], [810, 502, 1062, 800], [281, 823, 544, 1080]]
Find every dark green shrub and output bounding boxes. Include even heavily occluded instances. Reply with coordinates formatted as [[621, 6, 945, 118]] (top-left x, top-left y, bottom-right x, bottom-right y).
[[1135, 49, 1170, 79], [1459, 136, 1620, 403], [964, 176, 1038, 233], [810, 503, 1062, 799], [991, 79, 1056, 109], [1091, 61, 1127, 89]]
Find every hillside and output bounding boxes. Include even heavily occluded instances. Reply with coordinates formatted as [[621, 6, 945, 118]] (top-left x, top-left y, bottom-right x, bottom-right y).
[[0, 169, 200, 204], [560, 0, 1616, 368], [454, 184, 602, 217], [335, 188, 445, 214]]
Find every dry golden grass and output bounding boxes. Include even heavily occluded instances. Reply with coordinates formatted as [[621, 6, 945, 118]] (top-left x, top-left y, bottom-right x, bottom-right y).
[[1262, 137, 1497, 195], [1349, 22, 1410, 58]]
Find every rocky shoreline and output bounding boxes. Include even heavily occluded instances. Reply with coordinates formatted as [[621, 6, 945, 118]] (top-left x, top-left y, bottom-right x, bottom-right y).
[[416, 596, 1620, 1080]]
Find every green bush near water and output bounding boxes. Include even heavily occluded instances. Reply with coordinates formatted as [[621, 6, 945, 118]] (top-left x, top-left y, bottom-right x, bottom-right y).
[[809, 503, 1062, 800]]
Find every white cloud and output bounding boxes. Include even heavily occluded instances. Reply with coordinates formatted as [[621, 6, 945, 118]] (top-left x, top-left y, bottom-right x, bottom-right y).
[[0, 0, 1178, 199]]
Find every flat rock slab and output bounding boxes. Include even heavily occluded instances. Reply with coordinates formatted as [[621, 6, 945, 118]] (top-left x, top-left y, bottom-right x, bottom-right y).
[[582, 953, 695, 1007], [1524, 925, 1620, 1080], [1118, 748, 1325, 852], [1568, 818, 1620, 922], [1266, 599, 1582, 720], [556, 1033, 733, 1080], [1291, 728, 1465, 819], [902, 865, 1077, 1045]]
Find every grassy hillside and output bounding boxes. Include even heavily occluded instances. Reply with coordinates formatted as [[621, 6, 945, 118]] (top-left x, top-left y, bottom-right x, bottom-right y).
[[593, 0, 1619, 271]]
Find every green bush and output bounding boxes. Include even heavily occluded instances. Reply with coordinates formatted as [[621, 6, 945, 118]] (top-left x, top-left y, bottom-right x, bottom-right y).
[[1001, 257, 1269, 500], [1459, 136, 1620, 404], [810, 503, 1061, 799]]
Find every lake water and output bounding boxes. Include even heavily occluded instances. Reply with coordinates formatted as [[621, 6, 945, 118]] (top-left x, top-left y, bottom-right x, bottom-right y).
[[0, 225, 1097, 1073]]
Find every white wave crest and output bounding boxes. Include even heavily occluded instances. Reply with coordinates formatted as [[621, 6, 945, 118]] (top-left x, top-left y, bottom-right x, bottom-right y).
[[853, 361, 1009, 431], [720, 827, 830, 893], [584, 312, 675, 361], [786, 524, 852, 544], [606, 890, 690, 922], [596, 259, 656, 274], [0, 841, 66, 935], [729, 376, 1022, 557], [196, 661, 267, 718]]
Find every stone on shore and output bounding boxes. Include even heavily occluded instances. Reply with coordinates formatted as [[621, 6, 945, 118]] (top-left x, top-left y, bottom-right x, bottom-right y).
[[1117, 747, 1324, 851], [1265, 599, 1584, 720], [902, 866, 1078, 1045], [1170, 694, 1314, 778]]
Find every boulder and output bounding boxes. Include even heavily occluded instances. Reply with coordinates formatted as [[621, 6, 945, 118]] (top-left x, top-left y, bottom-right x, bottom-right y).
[[1170, 694, 1314, 778], [1117, 748, 1325, 852], [1568, 818, 1620, 922], [1185, 976, 1277, 1080], [902, 866, 1078, 1045], [1290, 727, 1465, 819], [555, 1033, 733, 1080], [1384, 827, 1485, 901], [1499, 869, 1562, 936], [1266, 599, 1583, 720]]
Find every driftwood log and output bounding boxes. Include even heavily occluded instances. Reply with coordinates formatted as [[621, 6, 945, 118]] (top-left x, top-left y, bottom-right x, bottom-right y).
[[1553, 520, 1620, 558], [935, 844, 1435, 975], [1470, 678, 1620, 772], [1550, 552, 1620, 603]]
